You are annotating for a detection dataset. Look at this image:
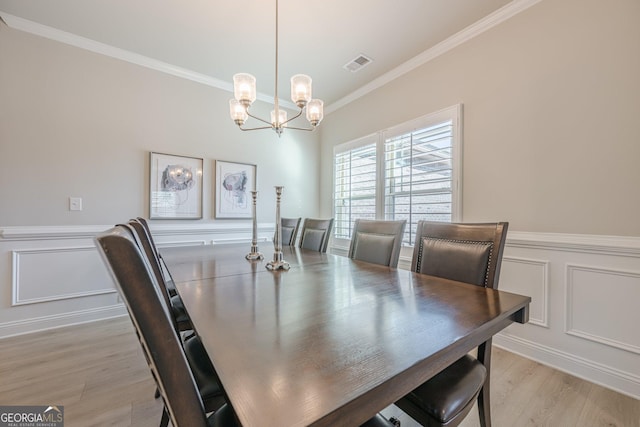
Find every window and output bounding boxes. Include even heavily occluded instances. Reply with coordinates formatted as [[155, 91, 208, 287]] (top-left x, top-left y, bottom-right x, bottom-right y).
[[334, 137, 377, 239], [333, 105, 462, 246]]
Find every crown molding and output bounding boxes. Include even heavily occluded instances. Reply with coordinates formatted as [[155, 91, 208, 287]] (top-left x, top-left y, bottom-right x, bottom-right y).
[[1, 0, 541, 114], [0, 11, 296, 110], [0, 13, 230, 89], [325, 0, 543, 114]]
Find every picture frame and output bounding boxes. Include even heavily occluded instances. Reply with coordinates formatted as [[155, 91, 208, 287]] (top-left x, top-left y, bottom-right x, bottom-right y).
[[215, 160, 257, 219], [149, 152, 203, 219]]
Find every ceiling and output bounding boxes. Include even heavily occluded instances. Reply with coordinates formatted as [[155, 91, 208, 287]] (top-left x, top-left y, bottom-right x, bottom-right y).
[[0, 0, 519, 112]]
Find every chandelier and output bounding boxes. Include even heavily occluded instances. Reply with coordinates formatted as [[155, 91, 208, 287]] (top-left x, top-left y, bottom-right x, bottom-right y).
[[228, 0, 324, 137]]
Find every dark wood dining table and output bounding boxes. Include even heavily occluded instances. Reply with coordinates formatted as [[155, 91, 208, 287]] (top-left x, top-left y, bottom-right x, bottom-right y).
[[161, 243, 530, 427]]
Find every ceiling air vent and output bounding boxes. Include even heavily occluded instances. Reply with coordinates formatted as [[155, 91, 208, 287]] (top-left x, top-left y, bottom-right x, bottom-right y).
[[343, 54, 373, 73]]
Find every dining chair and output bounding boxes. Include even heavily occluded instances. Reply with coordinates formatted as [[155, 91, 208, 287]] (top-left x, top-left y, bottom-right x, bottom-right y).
[[279, 217, 301, 246], [117, 223, 226, 426], [97, 225, 400, 427], [298, 218, 334, 252], [128, 220, 191, 332], [394, 221, 509, 427], [135, 217, 178, 296], [348, 219, 407, 267], [96, 225, 233, 427]]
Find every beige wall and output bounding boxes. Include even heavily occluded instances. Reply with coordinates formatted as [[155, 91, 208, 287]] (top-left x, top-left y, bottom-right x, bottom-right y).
[[2, 0, 639, 235], [319, 0, 640, 236], [0, 25, 320, 226]]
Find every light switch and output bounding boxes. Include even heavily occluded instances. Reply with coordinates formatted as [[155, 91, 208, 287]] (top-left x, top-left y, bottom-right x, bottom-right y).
[[69, 197, 83, 211]]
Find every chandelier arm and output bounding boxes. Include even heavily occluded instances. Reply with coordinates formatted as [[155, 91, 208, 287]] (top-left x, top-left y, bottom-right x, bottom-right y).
[[238, 125, 274, 132], [280, 108, 304, 126], [246, 109, 273, 126], [282, 125, 315, 132]]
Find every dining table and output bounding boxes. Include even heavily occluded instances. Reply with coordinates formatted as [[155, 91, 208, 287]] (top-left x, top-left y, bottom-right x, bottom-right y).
[[160, 242, 531, 427]]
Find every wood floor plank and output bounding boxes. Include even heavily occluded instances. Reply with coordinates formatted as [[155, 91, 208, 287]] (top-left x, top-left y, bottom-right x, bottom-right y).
[[576, 383, 640, 427], [513, 368, 592, 426], [131, 398, 166, 427], [1, 317, 638, 427], [490, 351, 556, 425], [0, 317, 162, 427]]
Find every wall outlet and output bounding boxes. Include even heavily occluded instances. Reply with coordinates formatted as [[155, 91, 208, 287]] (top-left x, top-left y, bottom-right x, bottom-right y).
[[69, 197, 82, 211]]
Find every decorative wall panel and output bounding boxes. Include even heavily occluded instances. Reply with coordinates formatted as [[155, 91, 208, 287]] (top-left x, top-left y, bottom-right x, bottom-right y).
[[501, 256, 549, 327], [566, 264, 640, 354], [12, 246, 114, 305]]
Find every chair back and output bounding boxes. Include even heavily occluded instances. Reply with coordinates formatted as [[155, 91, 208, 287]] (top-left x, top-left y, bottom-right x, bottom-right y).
[[126, 220, 182, 329], [348, 219, 407, 268], [411, 221, 508, 289], [128, 221, 166, 291], [134, 217, 161, 263], [298, 218, 334, 252], [95, 225, 209, 427], [135, 217, 178, 296], [279, 217, 301, 246]]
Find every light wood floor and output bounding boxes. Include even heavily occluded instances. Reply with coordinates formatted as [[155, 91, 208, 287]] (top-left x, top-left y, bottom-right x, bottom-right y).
[[0, 317, 638, 427]]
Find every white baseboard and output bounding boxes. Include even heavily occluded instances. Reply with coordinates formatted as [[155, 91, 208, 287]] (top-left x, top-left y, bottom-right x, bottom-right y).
[[0, 304, 127, 339], [494, 333, 640, 400]]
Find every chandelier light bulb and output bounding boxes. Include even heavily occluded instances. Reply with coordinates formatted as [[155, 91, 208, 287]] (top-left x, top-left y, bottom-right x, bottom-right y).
[[229, 99, 248, 125], [306, 99, 324, 126], [233, 73, 257, 106], [271, 109, 287, 127], [290, 74, 312, 107]]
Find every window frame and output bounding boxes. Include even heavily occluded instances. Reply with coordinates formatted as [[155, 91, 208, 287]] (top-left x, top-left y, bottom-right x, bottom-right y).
[[332, 104, 463, 248]]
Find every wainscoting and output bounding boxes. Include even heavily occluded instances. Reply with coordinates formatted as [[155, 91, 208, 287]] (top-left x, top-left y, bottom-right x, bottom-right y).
[[1, 225, 639, 400], [334, 231, 640, 400], [495, 232, 640, 401], [0, 223, 271, 338]]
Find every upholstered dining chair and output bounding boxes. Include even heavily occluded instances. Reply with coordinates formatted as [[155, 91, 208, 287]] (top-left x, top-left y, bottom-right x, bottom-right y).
[[118, 223, 226, 426], [279, 217, 301, 246], [96, 225, 400, 427], [128, 220, 191, 332], [128, 218, 177, 296], [135, 217, 178, 296], [394, 221, 509, 427], [348, 219, 407, 268], [298, 218, 334, 252], [96, 225, 233, 427]]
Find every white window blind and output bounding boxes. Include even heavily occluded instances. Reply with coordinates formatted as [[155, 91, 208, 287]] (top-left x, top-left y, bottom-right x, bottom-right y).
[[384, 120, 454, 245], [334, 141, 377, 239], [333, 105, 461, 246]]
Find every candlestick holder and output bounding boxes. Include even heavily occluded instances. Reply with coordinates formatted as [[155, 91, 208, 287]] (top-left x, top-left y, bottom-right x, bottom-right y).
[[246, 190, 264, 261], [266, 186, 290, 271]]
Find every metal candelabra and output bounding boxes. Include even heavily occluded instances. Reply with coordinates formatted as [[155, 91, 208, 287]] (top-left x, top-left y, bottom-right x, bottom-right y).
[[266, 186, 290, 271], [245, 190, 264, 260]]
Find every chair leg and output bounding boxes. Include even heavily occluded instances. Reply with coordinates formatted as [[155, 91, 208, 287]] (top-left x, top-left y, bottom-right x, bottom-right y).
[[159, 408, 169, 427], [478, 383, 491, 427], [477, 339, 492, 427]]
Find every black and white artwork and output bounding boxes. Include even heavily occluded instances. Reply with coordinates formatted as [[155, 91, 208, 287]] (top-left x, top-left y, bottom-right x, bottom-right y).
[[150, 152, 203, 219], [215, 160, 256, 219]]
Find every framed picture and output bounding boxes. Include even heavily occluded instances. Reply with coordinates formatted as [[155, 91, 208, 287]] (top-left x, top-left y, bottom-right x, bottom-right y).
[[149, 152, 203, 219], [215, 160, 256, 219]]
